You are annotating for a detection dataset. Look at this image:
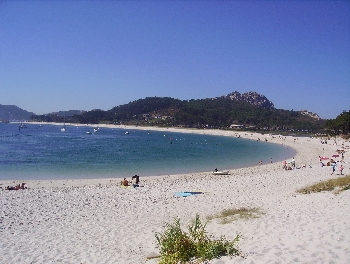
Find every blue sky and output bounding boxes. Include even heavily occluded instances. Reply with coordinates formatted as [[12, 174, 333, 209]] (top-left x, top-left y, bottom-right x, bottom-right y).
[[0, 1, 349, 119]]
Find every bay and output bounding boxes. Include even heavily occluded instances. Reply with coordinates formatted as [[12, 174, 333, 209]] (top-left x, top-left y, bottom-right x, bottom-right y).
[[0, 123, 295, 180]]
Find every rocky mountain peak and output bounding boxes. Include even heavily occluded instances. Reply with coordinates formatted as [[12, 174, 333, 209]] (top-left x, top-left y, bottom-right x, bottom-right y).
[[299, 110, 320, 120], [221, 91, 275, 109]]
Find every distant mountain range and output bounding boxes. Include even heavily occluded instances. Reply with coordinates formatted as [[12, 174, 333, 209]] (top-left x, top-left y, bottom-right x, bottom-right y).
[[27, 91, 324, 132], [0, 104, 35, 121], [0, 105, 85, 121], [1, 92, 321, 125]]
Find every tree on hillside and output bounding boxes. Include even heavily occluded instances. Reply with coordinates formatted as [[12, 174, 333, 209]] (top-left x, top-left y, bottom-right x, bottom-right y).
[[326, 110, 350, 135]]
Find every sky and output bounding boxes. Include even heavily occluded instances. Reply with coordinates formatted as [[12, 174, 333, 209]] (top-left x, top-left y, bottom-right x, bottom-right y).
[[0, 1, 349, 119]]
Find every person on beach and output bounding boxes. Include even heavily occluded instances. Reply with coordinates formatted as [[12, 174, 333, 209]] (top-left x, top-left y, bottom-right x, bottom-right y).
[[331, 161, 336, 175], [5, 183, 26, 190], [120, 178, 129, 186], [132, 175, 140, 184], [131, 175, 140, 187], [291, 157, 295, 168], [339, 164, 343, 175], [19, 183, 27, 189]]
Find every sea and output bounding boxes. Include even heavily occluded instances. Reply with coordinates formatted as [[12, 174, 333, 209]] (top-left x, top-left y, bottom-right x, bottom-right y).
[[0, 123, 296, 180]]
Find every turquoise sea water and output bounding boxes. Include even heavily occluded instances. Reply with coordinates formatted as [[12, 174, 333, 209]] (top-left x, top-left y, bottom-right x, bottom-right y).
[[0, 123, 296, 180]]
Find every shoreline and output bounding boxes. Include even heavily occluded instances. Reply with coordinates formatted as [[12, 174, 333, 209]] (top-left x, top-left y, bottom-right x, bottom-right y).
[[4, 122, 296, 184], [1, 124, 349, 263], [3, 122, 299, 187]]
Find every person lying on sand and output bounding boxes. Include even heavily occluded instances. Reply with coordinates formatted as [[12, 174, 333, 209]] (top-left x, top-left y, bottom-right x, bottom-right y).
[[5, 183, 27, 190]]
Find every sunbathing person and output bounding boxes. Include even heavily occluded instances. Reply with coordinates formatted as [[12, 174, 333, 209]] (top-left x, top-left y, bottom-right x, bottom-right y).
[[19, 183, 27, 189], [120, 178, 129, 186], [5, 183, 26, 190]]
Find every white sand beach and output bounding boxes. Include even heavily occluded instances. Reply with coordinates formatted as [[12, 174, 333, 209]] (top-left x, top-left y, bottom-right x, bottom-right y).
[[1, 126, 349, 263]]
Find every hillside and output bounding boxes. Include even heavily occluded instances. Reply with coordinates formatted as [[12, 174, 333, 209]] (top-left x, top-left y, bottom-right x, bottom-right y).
[[31, 91, 324, 132], [50, 110, 85, 117], [0, 104, 35, 121]]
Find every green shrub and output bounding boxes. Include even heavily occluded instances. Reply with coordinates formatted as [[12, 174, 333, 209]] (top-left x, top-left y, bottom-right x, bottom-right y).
[[155, 214, 240, 264]]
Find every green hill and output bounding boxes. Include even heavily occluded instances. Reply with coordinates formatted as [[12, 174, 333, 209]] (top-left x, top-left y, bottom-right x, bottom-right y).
[[31, 92, 324, 132]]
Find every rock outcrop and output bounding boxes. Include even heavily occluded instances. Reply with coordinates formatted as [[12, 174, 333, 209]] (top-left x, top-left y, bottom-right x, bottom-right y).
[[218, 91, 275, 109]]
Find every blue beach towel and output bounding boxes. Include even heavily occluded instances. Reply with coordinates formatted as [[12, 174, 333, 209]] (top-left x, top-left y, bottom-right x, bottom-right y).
[[174, 191, 204, 198]]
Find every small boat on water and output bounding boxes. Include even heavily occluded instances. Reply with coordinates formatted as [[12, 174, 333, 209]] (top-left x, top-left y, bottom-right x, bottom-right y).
[[61, 116, 66, 132], [212, 170, 230, 175]]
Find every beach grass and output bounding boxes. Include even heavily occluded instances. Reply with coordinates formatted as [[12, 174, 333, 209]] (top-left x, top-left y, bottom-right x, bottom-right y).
[[155, 214, 240, 264], [296, 174, 350, 194], [206, 207, 264, 224]]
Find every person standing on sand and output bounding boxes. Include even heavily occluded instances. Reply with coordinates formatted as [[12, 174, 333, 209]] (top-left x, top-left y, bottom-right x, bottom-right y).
[[331, 161, 336, 175], [339, 164, 343, 175], [283, 160, 287, 170]]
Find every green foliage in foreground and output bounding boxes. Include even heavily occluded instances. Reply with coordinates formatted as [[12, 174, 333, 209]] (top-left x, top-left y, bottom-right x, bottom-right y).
[[207, 207, 264, 224], [155, 214, 240, 264], [296, 174, 350, 194]]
